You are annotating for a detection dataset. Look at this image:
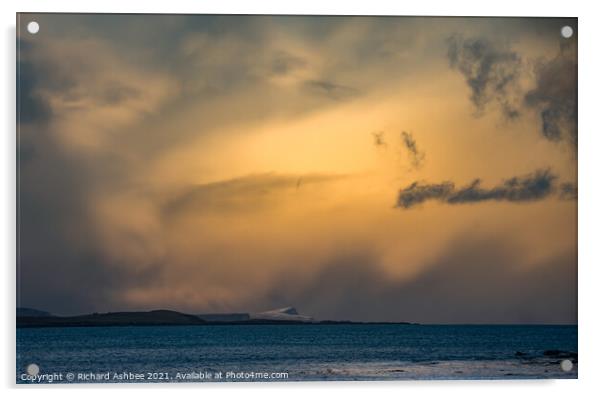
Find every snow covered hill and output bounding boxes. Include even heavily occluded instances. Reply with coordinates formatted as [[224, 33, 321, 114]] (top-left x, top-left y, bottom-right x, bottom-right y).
[[250, 307, 314, 322]]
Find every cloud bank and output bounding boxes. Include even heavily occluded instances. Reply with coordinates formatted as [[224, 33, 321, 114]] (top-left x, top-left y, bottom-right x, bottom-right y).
[[17, 15, 577, 323]]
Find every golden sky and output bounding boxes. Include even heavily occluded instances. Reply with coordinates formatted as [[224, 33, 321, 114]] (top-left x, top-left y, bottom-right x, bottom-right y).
[[17, 15, 577, 323]]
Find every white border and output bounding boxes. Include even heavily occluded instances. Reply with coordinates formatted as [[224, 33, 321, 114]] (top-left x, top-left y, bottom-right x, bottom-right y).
[[3, 1, 601, 396]]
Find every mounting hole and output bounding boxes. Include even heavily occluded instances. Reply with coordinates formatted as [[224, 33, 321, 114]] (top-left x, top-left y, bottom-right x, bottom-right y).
[[561, 25, 573, 39], [27, 21, 39, 35], [560, 359, 573, 372], [26, 363, 40, 376]]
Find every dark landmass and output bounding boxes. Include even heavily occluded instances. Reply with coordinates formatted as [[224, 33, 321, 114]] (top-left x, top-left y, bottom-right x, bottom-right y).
[[17, 307, 53, 317], [16, 308, 416, 328], [17, 310, 205, 327], [197, 313, 250, 322]]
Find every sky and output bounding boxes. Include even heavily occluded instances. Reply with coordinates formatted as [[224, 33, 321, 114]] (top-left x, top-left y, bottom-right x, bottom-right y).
[[17, 14, 577, 323]]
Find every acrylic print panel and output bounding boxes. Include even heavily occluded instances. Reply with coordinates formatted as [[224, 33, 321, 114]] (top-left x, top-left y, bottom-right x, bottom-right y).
[[16, 14, 577, 383]]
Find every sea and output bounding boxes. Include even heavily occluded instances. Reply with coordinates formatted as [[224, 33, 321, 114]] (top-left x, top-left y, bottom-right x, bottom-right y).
[[16, 324, 577, 383]]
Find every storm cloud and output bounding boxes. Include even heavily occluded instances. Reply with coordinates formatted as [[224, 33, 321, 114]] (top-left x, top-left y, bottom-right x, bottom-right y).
[[17, 15, 577, 322], [446, 35, 522, 119], [448, 33, 577, 147], [263, 236, 576, 324], [524, 42, 577, 146], [396, 169, 574, 209]]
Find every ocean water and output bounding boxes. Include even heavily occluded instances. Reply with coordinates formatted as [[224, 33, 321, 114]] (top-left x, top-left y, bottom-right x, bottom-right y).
[[16, 324, 577, 383]]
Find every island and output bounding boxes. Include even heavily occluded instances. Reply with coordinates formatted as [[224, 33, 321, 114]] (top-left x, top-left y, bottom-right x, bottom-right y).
[[16, 306, 416, 328]]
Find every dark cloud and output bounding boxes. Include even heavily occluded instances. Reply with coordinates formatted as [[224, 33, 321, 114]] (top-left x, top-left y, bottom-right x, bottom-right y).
[[524, 42, 577, 146], [449, 169, 556, 203], [396, 169, 564, 209], [17, 128, 151, 315], [446, 35, 521, 118], [263, 236, 576, 324], [447, 34, 577, 147], [372, 131, 386, 148], [19, 36, 160, 114], [559, 182, 578, 200], [400, 131, 425, 169], [17, 37, 157, 314], [304, 79, 359, 101], [397, 181, 454, 209], [17, 54, 52, 124]]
